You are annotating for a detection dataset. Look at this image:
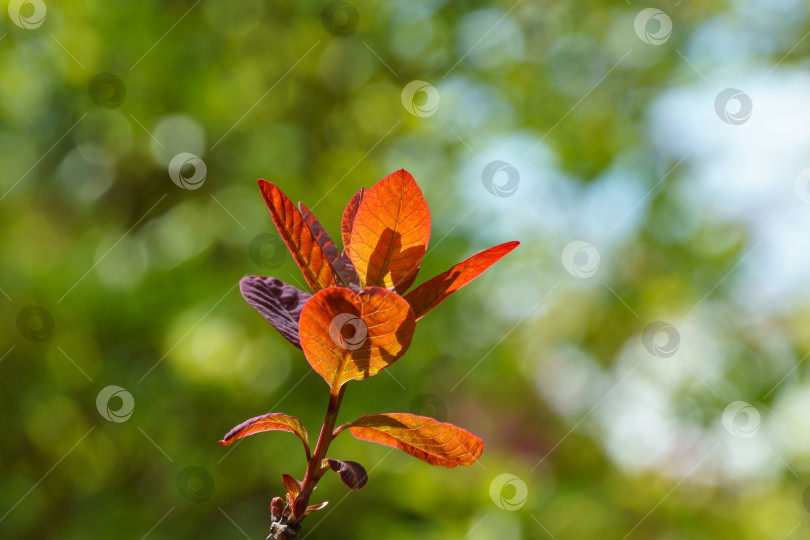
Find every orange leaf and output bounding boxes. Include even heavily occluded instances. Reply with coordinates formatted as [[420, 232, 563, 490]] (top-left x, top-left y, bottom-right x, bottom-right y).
[[405, 241, 520, 320], [257, 179, 336, 291], [282, 474, 302, 498], [219, 413, 310, 456], [298, 287, 416, 390], [341, 186, 366, 250], [348, 413, 483, 467], [299, 202, 360, 289], [348, 170, 431, 288]]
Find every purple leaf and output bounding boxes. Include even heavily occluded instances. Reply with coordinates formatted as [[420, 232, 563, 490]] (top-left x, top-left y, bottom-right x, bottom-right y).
[[323, 458, 368, 490], [298, 202, 361, 290], [239, 276, 311, 349]]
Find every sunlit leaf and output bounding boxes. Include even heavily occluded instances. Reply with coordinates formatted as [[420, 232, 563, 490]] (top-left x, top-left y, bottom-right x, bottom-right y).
[[348, 413, 483, 467], [405, 241, 520, 320], [257, 179, 335, 291], [341, 186, 366, 250], [299, 201, 360, 289], [219, 413, 309, 456], [304, 501, 328, 516], [240, 276, 311, 349], [298, 286, 416, 390], [282, 474, 302, 498], [348, 170, 431, 288], [323, 458, 368, 490]]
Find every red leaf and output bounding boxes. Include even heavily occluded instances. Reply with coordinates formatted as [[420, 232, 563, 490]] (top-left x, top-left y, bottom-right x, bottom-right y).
[[304, 501, 328, 516], [348, 413, 483, 467], [298, 287, 416, 390], [348, 170, 431, 288], [405, 241, 519, 320], [239, 276, 310, 349], [257, 179, 336, 291], [219, 413, 309, 456], [323, 458, 368, 490], [299, 201, 360, 289], [341, 187, 366, 250], [282, 474, 302, 498]]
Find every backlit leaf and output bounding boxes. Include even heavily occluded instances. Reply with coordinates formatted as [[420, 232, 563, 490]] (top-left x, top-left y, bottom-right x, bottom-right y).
[[348, 413, 483, 468], [282, 474, 302, 498], [405, 241, 520, 320], [298, 287, 416, 390], [341, 186, 366, 250], [348, 170, 431, 288], [257, 179, 335, 291], [240, 276, 310, 349], [299, 201, 360, 289], [219, 413, 309, 456], [304, 501, 328, 516], [323, 458, 368, 490]]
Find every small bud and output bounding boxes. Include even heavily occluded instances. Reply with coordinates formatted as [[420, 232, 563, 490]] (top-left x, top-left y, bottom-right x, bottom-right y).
[[270, 497, 284, 519]]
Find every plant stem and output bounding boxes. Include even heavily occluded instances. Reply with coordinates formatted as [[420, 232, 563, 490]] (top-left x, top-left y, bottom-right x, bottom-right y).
[[300, 385, 346, 503]]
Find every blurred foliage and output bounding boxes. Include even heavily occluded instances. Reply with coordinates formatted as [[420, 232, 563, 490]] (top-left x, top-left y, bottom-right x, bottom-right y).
[[2, 0, 810, 539]]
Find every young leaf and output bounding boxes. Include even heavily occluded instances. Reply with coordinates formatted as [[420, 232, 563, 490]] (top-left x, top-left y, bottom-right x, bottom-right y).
[[405, 241, 520, 320], [348, 413, 484, 468], [298, 286, 416, 390], [323, 458, 368, 490], [282, 474, 302, 498], [257, 179, 336, 292], [240, 276, 311, 349], [341, 186, 366, 250], [348, 170, 431, 288], [303, 501, 328, 516], [219, 413, 310, 457], [298, 201, 360, 289]]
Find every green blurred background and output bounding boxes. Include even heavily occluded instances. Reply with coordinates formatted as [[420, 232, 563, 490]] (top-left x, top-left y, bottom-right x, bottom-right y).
[[2, 0, 810, 538]]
